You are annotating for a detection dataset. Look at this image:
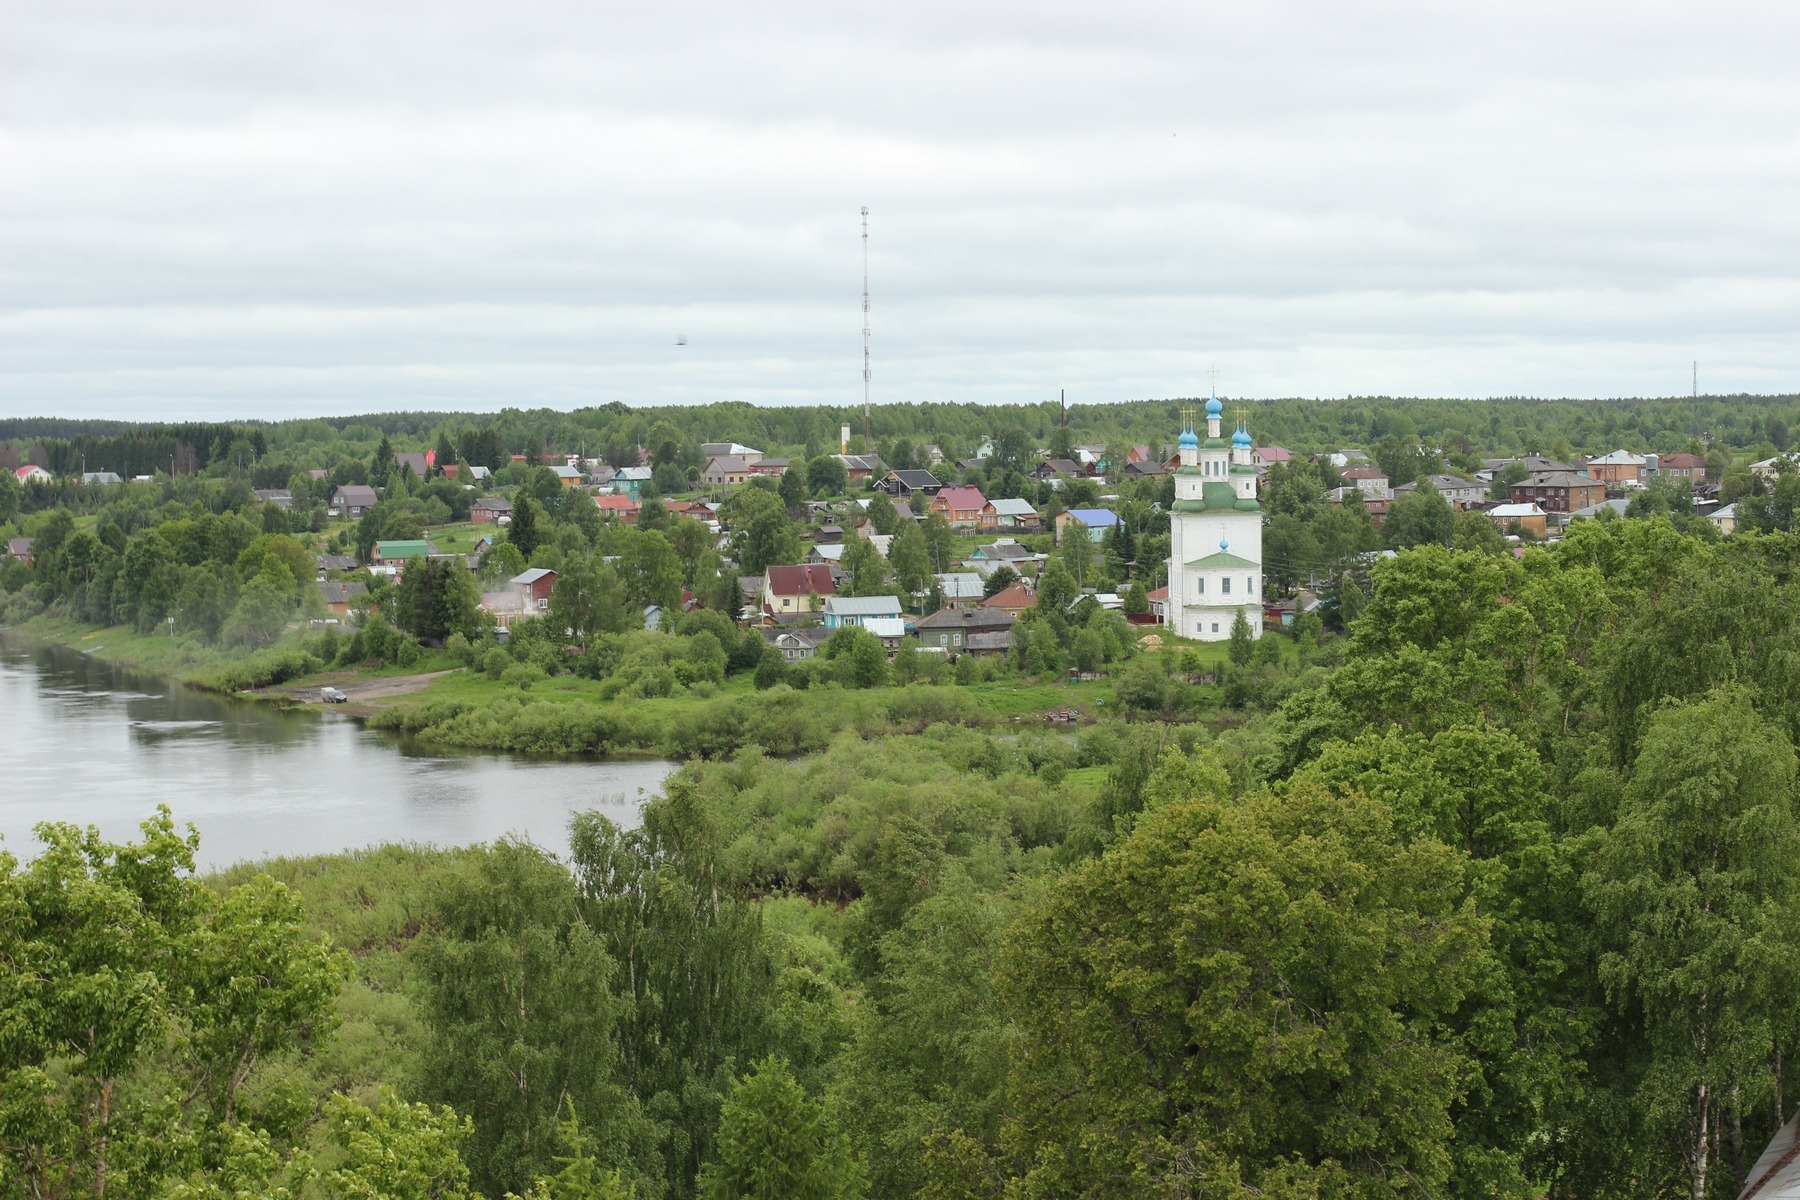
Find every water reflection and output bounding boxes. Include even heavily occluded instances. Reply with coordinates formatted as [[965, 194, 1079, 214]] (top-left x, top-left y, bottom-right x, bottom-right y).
[[0, 638, 674, 870]]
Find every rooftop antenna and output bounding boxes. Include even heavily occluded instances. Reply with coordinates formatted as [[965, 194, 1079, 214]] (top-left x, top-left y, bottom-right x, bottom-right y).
[[861, 206, 872, 454]]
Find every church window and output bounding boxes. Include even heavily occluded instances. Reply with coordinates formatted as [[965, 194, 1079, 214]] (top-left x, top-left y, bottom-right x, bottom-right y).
[[1211, 622, 1219, 633], [1248, 577, 1256, 594], [1196, 577, 1205, 594], [1221, 577, 1231, 595]]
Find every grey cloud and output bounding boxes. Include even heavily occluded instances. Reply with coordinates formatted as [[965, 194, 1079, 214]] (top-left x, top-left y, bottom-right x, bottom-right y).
[[2, 0, 1797, 418]]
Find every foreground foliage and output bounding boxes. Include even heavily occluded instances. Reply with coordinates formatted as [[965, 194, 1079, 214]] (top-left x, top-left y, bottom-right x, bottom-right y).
[[6, 517, 1800, 1200]]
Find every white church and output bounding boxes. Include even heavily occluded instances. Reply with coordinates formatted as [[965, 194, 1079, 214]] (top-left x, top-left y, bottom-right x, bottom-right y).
[[1164, 396, 1264, 641]]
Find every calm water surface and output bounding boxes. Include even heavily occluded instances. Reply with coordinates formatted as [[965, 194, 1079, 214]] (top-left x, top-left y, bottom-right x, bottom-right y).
[[0, 638, 675, 869]]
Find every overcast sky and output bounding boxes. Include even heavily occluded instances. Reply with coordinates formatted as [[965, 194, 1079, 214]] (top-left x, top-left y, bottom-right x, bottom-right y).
[[3, 1, 1797, 421]]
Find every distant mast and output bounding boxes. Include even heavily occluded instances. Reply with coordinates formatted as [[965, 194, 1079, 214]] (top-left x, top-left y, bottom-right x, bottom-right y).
[[862, 206, 872, 454]]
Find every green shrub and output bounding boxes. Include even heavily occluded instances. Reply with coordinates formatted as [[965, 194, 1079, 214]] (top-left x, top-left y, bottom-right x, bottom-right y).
[[501, 663, 545, 691], [482, 648, 510, 680], [187, 648, 322, 694]]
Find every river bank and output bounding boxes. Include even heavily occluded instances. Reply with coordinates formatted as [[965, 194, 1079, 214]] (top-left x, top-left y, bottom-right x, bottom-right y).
[[2, 612, 1122, 763], [1, 613, 463, 712]]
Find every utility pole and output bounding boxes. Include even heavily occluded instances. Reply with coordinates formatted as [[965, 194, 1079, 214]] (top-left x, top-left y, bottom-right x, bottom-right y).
[[1693, 360, 1698, 398], [861, 207, 872, 454]]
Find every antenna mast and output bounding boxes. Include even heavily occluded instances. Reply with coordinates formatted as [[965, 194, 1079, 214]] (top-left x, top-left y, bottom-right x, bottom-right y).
[[1693, 360, 1697, 398], [861, 207, 872, 453], [864, 206, 878, 455]]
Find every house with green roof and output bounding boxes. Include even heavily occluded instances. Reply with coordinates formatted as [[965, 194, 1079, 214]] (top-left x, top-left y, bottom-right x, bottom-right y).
[[371, 539, 436, 567]]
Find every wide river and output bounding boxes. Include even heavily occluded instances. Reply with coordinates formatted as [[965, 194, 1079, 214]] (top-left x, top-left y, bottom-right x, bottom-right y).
[[0, 637, 675, 870]]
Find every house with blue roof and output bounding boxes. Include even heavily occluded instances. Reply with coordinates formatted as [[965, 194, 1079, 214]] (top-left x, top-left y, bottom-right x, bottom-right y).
[[1054, 507, 1122, 544]]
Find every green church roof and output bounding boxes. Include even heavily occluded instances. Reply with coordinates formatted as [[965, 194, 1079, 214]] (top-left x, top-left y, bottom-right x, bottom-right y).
[[1185, 550, 1259, 569]]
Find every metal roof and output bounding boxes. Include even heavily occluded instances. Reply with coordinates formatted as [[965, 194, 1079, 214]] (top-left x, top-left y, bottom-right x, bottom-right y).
[[1185, 550, 1258, 569], [823, 595, 903, 615]]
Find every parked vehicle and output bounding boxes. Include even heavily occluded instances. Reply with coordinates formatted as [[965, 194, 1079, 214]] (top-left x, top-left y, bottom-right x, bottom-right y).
[[320, 687, 348, 704]]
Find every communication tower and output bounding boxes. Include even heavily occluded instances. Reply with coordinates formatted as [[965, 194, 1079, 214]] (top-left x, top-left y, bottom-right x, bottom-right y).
[[862, 207, 872, 453]]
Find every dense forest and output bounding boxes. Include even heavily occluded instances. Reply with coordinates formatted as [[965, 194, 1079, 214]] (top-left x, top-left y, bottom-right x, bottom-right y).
[[3, 393, 1796, 485]]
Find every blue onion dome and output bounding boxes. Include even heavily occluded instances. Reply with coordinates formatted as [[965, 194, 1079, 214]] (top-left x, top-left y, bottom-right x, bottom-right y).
[[1219, 538, 1230, 551], [1179, 428, 1199, 449], [1232, 425, 1252, 449], [1205, 397, 1223, 419]]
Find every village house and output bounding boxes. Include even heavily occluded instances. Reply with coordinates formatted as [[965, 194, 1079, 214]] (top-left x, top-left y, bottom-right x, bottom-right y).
[[593, 494, 640, 522], [1055, 508, 1122, 543], [313, 553, 357, 577], [1123, 458, 1168, 481], [612, 466, 653, 496], [330, 485, 379, 518], [981, 581, 1037, 618], [1032, 458, 1083, 482], [836, 454, 884, 483], [252, 488, 293, 508], [1265, 589, 1321, 629], [702, 455, 755, 487], [929, 485, 987, 529], [766, 627, 829, 662], [935, 572, 987, 609], [914, 606, 1015, 656], [1708, 503, 1738, 535], [511, 567, 557, 611], [1570, 499, 1631, 522], [370, 539, 437, 568], [80, 472, 124, 486], [987, 497, 1039, 531], [1509, 471, 1607, 514], [700, 442, 763, 465], [822, 594, 903, 629], [14, 465, 52, 485], [1251, 445, 1293, 468], [315, 580, 369, 617], [748, 457, 791, 477], [6, 536, 35, 566], [471, 495, 514, 524], [1655, 452, 1707, 480], [761, 564, 835, 616], [868, 616, 910, 647], [1145, 584, 1168, 623], [1339, 466, 1391, 495], [1394, 474, 1486, 508], [1481, 455, 1583, 481], [1487, 502, 1549, 538], [965, 538, 1044, 578], [1749, 455, 1793, 483], [548, 465, 584, 488], [875, 469, 942, 498], [1584, 450, 1649, 486], [387, 451, 429, 479]]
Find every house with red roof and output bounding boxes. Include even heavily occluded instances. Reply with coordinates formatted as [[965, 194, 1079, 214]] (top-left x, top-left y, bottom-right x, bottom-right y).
[[761, 564, 836, 616], [1145, 584, 1169, 623], [929, 485, 988, 529], [981, 581, 1037, 618], [593, 494, 640, 522], [1251, 446, 1293, 468], [14, 465, 52, 485]]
